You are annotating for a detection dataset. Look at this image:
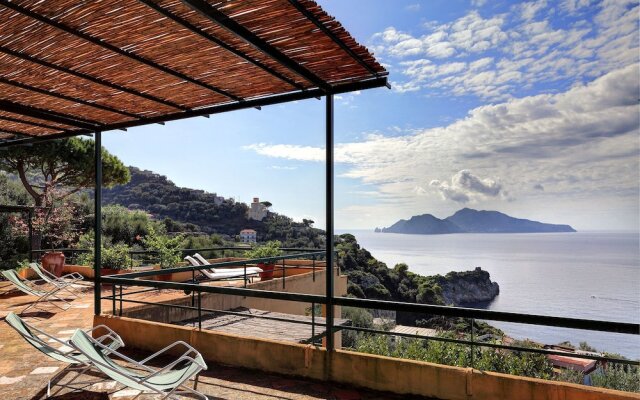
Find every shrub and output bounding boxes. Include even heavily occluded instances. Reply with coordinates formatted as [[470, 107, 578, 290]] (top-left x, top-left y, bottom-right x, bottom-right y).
[[142, 227, 185, 269], [244, 241, 283, 263]]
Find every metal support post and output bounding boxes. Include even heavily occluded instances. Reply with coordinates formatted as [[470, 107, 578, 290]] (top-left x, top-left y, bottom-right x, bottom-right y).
[[94, 131, 102, 315], [325, 94, 335, 351]]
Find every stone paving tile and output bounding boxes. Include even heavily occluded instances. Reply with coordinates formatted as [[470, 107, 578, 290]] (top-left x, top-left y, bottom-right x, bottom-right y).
[[0, 287, 433, 400], [30, 366, 59, 375]]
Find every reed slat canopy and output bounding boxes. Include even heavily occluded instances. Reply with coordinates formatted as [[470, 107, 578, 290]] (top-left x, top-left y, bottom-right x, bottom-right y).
[[0, 0, 387, 146]]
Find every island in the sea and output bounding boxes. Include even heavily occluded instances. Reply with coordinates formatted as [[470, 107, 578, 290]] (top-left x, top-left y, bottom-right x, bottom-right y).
[[376, 208, 576, 234]]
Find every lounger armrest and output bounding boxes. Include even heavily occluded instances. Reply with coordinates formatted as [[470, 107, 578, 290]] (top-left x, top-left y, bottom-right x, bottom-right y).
[[138, 341, 199, 366], [61, 272, 84, 281], [140, 354, 207, 382], [85, 325, 124, 347]]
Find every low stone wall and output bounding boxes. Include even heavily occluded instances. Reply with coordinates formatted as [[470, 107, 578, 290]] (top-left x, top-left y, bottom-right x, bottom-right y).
[[93, 314, 640, 400]]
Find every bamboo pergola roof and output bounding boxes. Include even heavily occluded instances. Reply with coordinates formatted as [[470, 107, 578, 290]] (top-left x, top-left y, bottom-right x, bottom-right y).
[[0, 0, 387, 146]]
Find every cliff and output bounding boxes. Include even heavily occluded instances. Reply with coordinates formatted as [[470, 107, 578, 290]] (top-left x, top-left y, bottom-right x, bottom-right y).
[[336, 234, 500, 326], [380, 208, 576, 234], [437, 268, 500, 305]]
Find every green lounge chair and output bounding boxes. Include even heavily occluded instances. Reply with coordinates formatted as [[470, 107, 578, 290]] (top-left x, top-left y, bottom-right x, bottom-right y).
[[1, 269, 71, 312], [5, 312, 124, 396], [69, 329, 208, 399], [29, 262, 86, 298]]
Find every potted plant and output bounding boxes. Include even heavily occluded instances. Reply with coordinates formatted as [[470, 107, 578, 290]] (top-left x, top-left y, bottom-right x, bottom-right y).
[[244, 241, 283, 281], [15, 259, 32, 279], [75, 242, 139, 277]]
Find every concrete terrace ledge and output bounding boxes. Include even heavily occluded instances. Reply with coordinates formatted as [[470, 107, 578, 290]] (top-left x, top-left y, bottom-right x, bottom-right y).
[[94, 314, 640, 400]]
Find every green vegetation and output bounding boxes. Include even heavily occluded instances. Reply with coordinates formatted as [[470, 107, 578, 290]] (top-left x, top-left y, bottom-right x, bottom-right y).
[[142, 227, 184, 269], [337, 233, 500, 330], [102, 167, 324, 247], [244, 240, 283, 262], [354, 334, 554, 379], [75, 233, 140, 271], [0, 138, 129, 250]]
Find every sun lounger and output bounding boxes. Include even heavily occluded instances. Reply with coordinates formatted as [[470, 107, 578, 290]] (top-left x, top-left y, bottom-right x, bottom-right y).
[[190, 253, 263, 274], [1, 270, 71, 312], [69, 329, 208, 399], [29, 262, 85, 298], [5, 312, 124, 396], [184, 255, 262, 281]]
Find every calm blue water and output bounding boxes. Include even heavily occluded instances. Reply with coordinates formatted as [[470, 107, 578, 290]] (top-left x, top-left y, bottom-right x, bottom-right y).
[[338, 230, 640, 359]]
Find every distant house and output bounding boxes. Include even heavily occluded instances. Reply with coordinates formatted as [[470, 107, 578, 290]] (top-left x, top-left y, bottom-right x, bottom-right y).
[[545, 345, 599, 385], [240, 229, 257, 243], [212, 193, 225, 206], [248, 197, 268, 221]]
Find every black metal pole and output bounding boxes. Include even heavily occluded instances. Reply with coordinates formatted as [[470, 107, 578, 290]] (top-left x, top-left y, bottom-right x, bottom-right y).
[[27, 209, 33, 262], [325, 94, 335, 352], [94, 131, 102, 315]]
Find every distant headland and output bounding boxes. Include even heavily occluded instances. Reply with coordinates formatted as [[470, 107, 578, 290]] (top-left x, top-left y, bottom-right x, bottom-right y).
[[376, 208, 576, 234]]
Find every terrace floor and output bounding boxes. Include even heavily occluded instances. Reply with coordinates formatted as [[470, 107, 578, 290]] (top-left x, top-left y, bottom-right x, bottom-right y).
[[0, 282, 431, 399]]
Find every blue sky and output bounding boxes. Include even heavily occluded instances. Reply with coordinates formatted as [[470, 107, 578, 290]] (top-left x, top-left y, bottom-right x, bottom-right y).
[[103, 0, 639, 231]]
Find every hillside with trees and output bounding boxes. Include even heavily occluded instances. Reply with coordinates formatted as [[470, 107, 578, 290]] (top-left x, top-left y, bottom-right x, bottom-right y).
[[103, 167, 324, 248]]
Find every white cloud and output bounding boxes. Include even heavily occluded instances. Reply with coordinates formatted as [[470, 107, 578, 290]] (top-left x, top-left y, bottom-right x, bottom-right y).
[[518, 0, 548, 21], [246, 65, 639, 214], [372, 11, 507, 60], [244, 144, 325, 162], [430, 170, 504, 203], [370, 1, 639, 100], [405, 3, 421, 12]]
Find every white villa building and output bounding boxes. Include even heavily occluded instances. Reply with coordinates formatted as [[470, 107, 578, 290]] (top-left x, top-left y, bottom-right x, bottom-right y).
[[239, 229, 257, 243]]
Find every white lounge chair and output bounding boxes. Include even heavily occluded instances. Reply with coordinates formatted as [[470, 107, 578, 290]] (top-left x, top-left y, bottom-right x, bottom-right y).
[[5, 312, 124, 396], [1, 270, 72, 312], [191, 253, 262, 274], [29, 262, 86, 298], [69, 329, 208, 399], [184, 255, 262, 281]]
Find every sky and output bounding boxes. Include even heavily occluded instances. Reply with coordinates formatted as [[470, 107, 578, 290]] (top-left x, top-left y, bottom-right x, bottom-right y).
[[102, 0, 640, 232]]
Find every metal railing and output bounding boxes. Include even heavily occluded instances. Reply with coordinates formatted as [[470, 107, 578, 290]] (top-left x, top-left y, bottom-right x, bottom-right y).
[[100, 253, 640, 370], [30, 246, 322, 268]]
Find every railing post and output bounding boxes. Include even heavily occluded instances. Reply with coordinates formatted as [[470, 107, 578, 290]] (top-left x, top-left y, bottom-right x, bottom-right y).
[[243, 263, 247, 288], [119, 285, 123, 316], [325, 94, 335, 352], [311, 302, 316, 344], [94, 130, 102, 316], [198, 290, 202, 330], [470, 318, 475, 369], [111, 284, 116, 315], [282, 258, 286, 289], [27, 209, 33, 262]]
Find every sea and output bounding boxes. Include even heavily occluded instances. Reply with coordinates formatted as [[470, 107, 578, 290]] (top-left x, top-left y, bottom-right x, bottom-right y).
[[337, 230, 640, 359]]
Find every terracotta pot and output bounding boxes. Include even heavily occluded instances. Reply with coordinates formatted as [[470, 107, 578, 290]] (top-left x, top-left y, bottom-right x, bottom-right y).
[[18, 268, 35, 279], [41, 251, 65, 277], [100, 268, 120, 277], [155, 273, 173, 281], [258, 263, 275, 281]]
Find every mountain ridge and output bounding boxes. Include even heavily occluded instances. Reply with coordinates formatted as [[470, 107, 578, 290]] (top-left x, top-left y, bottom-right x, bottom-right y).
[[378, 208, 576, 234]]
